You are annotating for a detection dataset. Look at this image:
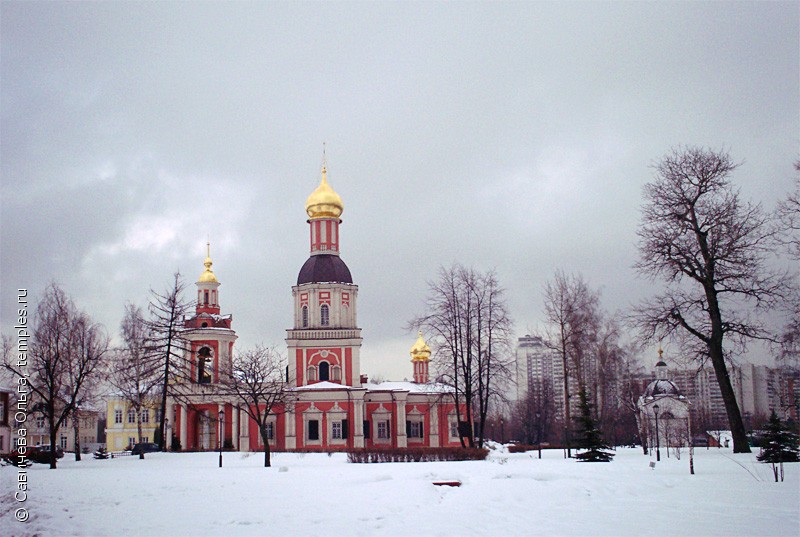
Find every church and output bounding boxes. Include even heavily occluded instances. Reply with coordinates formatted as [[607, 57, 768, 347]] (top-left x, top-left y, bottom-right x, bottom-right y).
[[164, 163, 464, 452]]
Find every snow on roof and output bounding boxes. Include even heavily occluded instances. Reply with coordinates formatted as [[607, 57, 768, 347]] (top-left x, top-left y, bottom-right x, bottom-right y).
[[364, 381, 454, 394], [292, 381, 455, 395], [293, 381, 359, 391]]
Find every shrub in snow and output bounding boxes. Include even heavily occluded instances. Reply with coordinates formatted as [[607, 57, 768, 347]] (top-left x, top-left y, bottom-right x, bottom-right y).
[[347, 447, 489, 463], [757, 411, 799, 482]]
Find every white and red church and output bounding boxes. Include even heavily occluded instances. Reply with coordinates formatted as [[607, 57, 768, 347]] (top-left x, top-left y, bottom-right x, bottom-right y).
[[167, 164, 464, 452]]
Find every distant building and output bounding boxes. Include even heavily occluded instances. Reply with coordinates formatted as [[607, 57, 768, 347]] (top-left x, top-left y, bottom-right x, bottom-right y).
[[515, 334, 795, 433], [0, 386, 12, 453], [27, 406, 100, 453], [105, 397, 160, 451]]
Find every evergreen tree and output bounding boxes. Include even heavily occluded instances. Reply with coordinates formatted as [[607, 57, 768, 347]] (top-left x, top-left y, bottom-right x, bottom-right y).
[[757, 411, 799, 482], [573, 389, 614, 462]]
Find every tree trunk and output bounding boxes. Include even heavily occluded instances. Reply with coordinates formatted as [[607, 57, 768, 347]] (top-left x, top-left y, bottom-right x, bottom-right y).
[[706, 289, 750, 453], [137, 413, 145, 459], [48, 410, 57, 469], [561, 349, 572, 458], [262, 431, 271, 467], [73, 416, 81, 462]]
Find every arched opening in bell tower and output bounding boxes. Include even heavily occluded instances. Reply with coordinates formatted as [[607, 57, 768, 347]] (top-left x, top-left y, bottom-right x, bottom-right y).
[[197, 347, 212, 384]]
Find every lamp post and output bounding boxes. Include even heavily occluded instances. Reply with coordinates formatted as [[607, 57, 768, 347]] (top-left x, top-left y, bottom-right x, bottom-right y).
[[218, 409, 224, 468], [165, 418, 169, 452], [653, 403, 661, 462], [535, 411, 542, 459]]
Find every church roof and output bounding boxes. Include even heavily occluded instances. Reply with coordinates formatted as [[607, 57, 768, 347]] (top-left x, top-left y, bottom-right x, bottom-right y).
[[643, 379, 684, 398], [364, 381, 454, 394], [297, 254, 353, 285]]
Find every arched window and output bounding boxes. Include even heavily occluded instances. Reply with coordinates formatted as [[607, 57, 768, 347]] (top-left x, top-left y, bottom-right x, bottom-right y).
[[320, 304, 330, 326], [307, 366, 317, 382], [204, 290, 209, 305], [332, 365, 341, 382], [319, 361, 330, 381], [198, 347, 212, 384], [302, 306, 309, 328]]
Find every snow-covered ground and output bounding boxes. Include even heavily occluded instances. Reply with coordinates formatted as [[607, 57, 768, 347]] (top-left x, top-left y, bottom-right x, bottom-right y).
[[2, 446, 797, 537]]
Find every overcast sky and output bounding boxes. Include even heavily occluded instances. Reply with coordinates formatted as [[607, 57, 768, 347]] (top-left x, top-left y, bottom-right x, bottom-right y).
[[1, 1, 797, 380]]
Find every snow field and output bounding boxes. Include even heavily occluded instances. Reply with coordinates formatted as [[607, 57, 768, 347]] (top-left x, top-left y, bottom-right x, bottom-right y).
[[1, 447, 797, 537]]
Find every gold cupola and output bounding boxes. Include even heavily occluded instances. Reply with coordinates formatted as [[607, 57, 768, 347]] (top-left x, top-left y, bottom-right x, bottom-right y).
[[198, 242, 218, 283], [409, 331, 432, 362], [305, 165, 344, 220]]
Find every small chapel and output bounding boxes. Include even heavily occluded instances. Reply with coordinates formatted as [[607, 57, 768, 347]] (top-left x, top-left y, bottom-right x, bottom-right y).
[[636, 348, 691, 451], [166, 162, 464, 452]]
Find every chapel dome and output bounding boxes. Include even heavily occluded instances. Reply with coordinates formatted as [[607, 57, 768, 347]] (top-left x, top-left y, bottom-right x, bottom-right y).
[[297, 254, 353, 285], [643, 379, 683, 398], [305, 165, 343, 220]]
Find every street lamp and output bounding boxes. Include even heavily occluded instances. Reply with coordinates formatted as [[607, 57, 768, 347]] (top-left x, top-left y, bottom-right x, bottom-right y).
[[535, 411, 542, 459], [164, 418, 169, 452], [218, 409, 224, 468], [653, 403, 661, 462]]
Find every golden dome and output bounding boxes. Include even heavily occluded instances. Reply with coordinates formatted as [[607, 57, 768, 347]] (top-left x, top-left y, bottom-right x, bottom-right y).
[[410, 331, 431, 362], [198, 243, 218, 283], [305, 165, 344, 219]]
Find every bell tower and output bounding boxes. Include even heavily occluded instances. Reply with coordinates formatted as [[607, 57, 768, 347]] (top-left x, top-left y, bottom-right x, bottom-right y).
[[410, 332, 431, 384], [286, 161, 363, 388], [183, 244, 237, 385]]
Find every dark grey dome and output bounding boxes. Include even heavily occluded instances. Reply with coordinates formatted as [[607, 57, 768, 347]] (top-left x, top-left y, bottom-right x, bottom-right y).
[[644, 379, 682, 398], [297, 255, 353, 285]]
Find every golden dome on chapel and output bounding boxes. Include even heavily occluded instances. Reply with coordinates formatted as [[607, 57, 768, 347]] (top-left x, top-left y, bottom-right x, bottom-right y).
[[410, 331, 431, 362], [198, 243, 218, 283], [305, 165, 344, 220]]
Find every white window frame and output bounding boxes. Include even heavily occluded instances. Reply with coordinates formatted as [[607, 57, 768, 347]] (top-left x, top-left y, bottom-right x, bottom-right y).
[[377, 421, 388, 439], [408, 420, 424, 439], [127, 409, 136, 424], [450, 420, 459, 440], [320, 304, 330, 326], [141, 409, 149, 423], [332, 421, 343, 440]]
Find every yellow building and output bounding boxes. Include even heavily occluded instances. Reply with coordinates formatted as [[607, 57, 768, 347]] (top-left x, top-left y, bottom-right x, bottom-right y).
[[105, 396, 161, 451]]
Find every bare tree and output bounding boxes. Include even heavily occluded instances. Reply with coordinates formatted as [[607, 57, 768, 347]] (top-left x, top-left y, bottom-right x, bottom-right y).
[[2, 284, 109, 468], [776, 161, 800, 261], [635, 147, 788, 453], [147, 273, 192, 451], [110, 303, 162, 458], [220, 346, 293, 467], [542, 271, 600, 457], [411, 265, 514, 448], [775, 163, 800, 419]]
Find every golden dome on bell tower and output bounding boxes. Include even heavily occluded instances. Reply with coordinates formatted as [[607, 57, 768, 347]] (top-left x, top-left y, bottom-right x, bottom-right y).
[[410, 331, 432, 362], [198, 242, 218, 283], [305, 164, 344, 220]]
